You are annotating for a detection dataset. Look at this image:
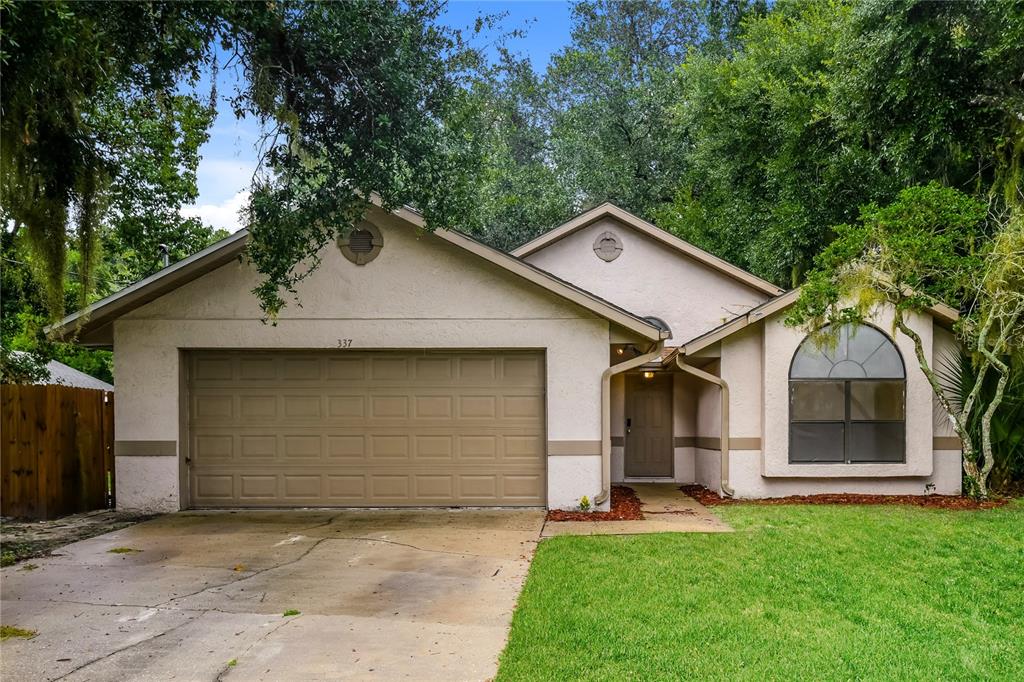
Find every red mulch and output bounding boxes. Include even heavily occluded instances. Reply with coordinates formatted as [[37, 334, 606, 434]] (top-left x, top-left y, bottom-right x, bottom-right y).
[[679, 484, 1009, 510], [546, 485, 644, 522]]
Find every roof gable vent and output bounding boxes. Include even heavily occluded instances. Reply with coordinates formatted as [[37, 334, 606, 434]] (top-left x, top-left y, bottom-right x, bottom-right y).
[[593, 231, 623, 262], [338, 222, 383, 265]]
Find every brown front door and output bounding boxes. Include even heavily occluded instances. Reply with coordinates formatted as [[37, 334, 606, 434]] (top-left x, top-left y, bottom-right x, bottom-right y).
[[625, 373, 673, 477]]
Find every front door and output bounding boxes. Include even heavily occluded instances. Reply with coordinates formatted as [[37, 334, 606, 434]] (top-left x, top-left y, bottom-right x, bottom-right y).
[[625, 372, 673, 477]]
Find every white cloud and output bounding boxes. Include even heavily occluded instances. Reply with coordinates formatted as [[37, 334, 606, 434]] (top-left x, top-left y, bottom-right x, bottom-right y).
[[195, 158, 257, 204], [181, 189, 250, 233]]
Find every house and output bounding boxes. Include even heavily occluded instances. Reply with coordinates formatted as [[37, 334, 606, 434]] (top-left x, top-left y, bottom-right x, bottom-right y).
[[50, 200, 962, 512], [37, 358, 114, 392], [6, 350, 114, 390]]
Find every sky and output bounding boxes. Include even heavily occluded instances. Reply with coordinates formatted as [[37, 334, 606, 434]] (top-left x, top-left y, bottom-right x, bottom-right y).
[[181, 1, 573, 233]]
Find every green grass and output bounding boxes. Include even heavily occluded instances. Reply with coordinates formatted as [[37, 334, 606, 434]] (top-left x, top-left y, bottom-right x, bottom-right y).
[[107, 547, 142, 554], [0, 625, 37, 641], [498, 501, 1024, 681]]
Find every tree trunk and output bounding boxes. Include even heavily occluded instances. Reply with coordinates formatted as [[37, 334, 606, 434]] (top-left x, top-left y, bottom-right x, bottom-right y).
[[893, 312, 983, 497]]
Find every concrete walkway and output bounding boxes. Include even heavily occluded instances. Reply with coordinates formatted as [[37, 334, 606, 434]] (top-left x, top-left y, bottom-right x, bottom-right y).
[[1, 509, 544, 681], [542, 483, 731, 537]]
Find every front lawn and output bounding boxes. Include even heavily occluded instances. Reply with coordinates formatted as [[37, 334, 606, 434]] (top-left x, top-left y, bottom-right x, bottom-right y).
[[498, 501, 1024, 680]]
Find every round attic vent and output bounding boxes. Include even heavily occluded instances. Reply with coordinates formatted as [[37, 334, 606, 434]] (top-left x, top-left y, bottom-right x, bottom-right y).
[[338, 222, 383, 265], [592, 231, 623, 262]]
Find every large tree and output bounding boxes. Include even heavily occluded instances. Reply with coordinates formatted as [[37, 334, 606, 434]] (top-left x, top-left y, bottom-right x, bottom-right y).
[[545, 0, 763, 219], [660, 0, 1024, 287], [1, 0, 484, 322], [1, 1, 224, 315]]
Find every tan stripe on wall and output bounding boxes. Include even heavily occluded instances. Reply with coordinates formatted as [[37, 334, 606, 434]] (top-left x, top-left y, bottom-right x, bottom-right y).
[[115, 440, 177, 457], [548, 440, 601, 456], [694, 437, 761, 451], [673, 436, 696, 448], [933, 437, 962, 450]]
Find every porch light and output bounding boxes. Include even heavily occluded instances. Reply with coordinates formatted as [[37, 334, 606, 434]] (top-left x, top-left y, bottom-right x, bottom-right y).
[[616, 347, 625, 355], [643, 371, 655, 379]]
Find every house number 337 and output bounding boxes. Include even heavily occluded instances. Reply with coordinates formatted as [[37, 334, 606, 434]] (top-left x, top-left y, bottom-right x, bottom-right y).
[[336, 338, 353, 348]]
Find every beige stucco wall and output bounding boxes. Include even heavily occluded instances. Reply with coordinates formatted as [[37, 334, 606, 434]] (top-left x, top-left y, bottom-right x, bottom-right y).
[[672, 373, 696, 483], [729, 450, 962, 497], [693, 360, 722, 491], [113, 207, 614, 512], [522, 217, 770, 345]]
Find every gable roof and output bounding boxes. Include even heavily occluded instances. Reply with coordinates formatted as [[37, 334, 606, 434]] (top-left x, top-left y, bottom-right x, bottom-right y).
[[49, 199, 668, 345], [511, 203, 784, 297], [663, 288, 960, 363]]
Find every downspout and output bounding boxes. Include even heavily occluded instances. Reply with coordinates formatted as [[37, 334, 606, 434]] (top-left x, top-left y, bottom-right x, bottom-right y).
[[676, 355, 735, 498], [595, 340, 664, 506]]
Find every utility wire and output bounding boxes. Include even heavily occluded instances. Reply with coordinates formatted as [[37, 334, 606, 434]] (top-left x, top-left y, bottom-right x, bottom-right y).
[[1, 257, 131, 289]]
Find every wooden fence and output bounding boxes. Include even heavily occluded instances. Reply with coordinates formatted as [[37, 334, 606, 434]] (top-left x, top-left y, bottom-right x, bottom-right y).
[[1, 384, 114, 520]]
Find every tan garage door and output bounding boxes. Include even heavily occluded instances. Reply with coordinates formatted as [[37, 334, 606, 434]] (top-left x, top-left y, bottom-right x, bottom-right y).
[[186, 351, 546, 507]]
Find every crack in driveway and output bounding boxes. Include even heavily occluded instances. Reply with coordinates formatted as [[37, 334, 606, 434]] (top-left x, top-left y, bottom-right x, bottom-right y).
[[51, 611, 205, 682], [156, 538, 328, 609], [214, 616, 296, 682]]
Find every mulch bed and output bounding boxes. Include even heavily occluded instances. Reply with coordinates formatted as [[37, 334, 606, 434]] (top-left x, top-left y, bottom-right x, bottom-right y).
[[679, 484, 1010, 510], [546, 485, 644, 522]]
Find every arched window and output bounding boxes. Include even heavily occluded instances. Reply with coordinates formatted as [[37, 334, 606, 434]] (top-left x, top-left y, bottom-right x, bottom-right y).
[[789, 324, 905, 464]]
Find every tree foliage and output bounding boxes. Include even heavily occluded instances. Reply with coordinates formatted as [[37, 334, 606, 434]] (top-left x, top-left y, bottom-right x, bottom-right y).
[[659, 0, 1024, 287], [1, 0, 223, 316], [1, 0, 485, 322], [460, 50, 572, 250], [545, 0, 763, 220], [463, 0, 763, 248]]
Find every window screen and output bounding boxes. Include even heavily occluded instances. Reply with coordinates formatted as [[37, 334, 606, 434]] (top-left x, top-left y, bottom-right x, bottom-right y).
[[789, 324, 906, 464]]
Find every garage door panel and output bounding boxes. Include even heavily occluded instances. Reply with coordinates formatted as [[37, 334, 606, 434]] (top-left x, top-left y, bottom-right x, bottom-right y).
[[283, 395, 322, 419], [239, 435, 277, 459], [415, 396, 453, 418], [327, 435, 365, 458], [283, 475, 322, 499], [504, 474, 545, 499], [239, 475, 278, 499], [370, 395, 409, 418], [416, 435, 454, 460], [195, 474, 234, 499], [460, 475, 498, 499], [503, 355, 543, 383], [239, 395, 277, 420], [370, 434, 410, 460], [188, 351, 545, 507], [504, 395, 544, 419], [327, 475, 366, 500], [414, 356, 454, 381]]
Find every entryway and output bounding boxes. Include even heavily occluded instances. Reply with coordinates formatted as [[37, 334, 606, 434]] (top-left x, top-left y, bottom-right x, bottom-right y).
[[624, 372, 673, 477]]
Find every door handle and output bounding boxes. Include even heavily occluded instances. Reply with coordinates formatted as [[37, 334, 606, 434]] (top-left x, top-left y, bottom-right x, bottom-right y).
[[626, 417, 631, 434]]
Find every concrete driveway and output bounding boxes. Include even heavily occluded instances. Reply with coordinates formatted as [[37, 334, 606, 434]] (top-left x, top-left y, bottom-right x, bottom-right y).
[[0, 509, 544, 681]]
